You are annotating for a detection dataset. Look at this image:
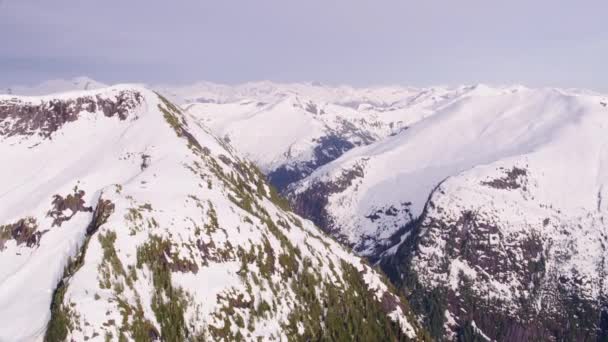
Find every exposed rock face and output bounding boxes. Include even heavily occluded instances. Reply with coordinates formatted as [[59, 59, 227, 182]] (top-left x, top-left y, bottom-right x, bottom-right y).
[[86, 198, 115, 236], [0, 90, 143, 138], [0, 217, 43, 250], [1, 188, 98, 252], [268, 134, 358, 192], [381, 164, 608, 341], [481, 166, 528, 190], [47, 188, 93, 227], [288, 161, 366, 244], [287, 157, 414, 258]]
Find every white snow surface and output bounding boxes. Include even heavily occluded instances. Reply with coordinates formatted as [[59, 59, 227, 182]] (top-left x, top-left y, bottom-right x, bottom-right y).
[[168, 81, 481, 173], [6, 78, 608, 340], [0, 85, 417, 341], [291, 85, 608, 255]]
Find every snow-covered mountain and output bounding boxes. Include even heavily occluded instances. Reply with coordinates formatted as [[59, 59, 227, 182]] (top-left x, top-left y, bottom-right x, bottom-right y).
[[0, 86, 422, 341], [164, 80, 608, 340], [288, 85, 604, 255], [289, 85, 608, 340], [173, 82, 480, 192], [8, 78, 608, 340], [5, 77, 108, 96]]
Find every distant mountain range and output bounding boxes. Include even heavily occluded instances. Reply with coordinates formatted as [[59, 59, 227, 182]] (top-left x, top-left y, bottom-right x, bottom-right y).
[[3, 78, 608, 341]]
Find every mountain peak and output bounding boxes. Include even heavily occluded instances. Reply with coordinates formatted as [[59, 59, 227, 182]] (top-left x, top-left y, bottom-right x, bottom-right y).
[[0, 87, 421, 341]]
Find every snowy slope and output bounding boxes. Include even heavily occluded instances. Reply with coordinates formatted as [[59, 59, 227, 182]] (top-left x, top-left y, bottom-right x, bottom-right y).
[[177, 82, 481, 192], [0, 86, 422, 341], [8, 79, 608, 340], [288, 85, 608, 255], [287, 85, 608, 339]]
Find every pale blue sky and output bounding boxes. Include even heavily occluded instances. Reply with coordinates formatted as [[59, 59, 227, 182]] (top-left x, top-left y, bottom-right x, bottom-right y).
[[1, 0, 607, 90]]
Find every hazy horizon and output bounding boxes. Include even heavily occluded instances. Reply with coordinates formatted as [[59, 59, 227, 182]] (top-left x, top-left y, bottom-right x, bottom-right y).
[[6, 76, 607, 95], [2, 0, 607, 91]]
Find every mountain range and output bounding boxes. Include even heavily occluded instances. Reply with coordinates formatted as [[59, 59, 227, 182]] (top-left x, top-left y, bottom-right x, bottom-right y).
[[3, 77, 608, 341]]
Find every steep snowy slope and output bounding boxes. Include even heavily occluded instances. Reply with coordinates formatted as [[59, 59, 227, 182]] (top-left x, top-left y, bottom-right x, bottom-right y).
[[0, 86, 423, 341], [289, 85, 608, 339], [179, 82, 478, 192], [288, 86, 606, 255]]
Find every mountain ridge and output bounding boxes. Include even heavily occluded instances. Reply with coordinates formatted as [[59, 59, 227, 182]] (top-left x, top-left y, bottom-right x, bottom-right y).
[[0, 84, 422, 341], [5, 78, 608, 340]]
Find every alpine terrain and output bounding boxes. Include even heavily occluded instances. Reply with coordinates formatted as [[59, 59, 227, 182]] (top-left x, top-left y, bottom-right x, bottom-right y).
[[164, 81, 463, 192], [0, 85, 423, 341], [4, 78, 608, 342], [173, 81, 608, 341], [3, 0, 604, 341]]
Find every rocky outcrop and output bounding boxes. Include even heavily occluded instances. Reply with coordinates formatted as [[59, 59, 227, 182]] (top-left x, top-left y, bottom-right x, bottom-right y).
[[0, 90, 143, 138], [0, 217, 44, 250], [381, 170, 608, 341], [86, 198, 115, 236], [268, 134, 358, 193], [47, 188, 93, 227], [288, 161, 366, 244], [481, 166, 528, 190]]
